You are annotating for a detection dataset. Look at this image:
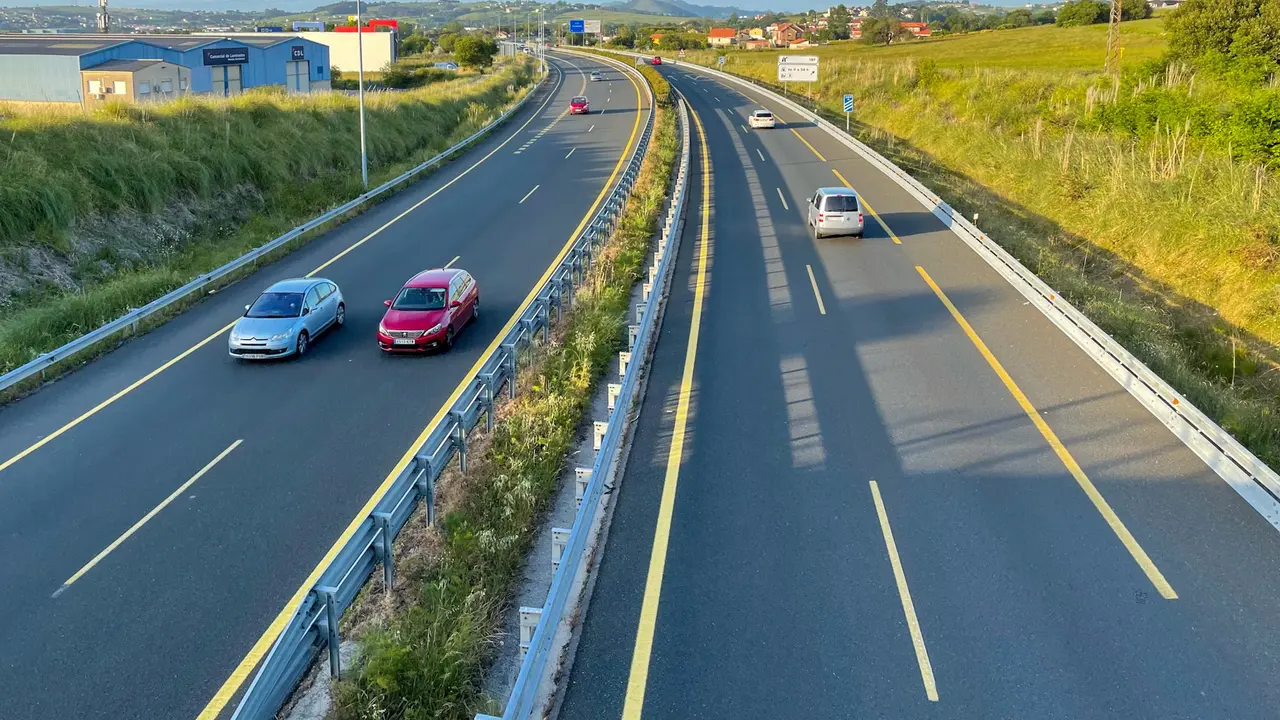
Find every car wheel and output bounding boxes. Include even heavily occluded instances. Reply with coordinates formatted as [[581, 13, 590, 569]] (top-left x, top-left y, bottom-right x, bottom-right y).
[[335, 303, 346, 328], [472, 298, 480, 322], [295, 330, 310, 357], [443, 326, 456, 351]]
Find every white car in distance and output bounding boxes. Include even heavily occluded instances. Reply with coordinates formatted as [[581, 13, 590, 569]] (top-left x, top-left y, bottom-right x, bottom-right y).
[[749, 109, 776, 129]]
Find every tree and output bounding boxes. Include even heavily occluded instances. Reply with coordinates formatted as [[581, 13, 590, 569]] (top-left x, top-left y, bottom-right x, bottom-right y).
[[828, 4, 852, 40], [443, 20, 466, 34], [1055, 0, 1107, 27], [1032, 9, 1056, 25], [862, 16, 901, 45], [1120, 0, 1152, 20], [1005, 8, 1033, 27], [454, 34, 497, 71], [399, 31, 432, 56], [870, 0, 892, 19], [1166, 0, 1280, 66], [437, 32, 459, 52]]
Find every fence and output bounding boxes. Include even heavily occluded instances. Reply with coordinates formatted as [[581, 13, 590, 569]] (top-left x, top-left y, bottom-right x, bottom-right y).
[[227, 50, 660, 720], [0, 61, 551, 396]]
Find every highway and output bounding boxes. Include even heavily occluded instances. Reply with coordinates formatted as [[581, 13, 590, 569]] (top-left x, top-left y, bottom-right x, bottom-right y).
[[557, 63, 1280, 719], [0, 52, 648, 720]]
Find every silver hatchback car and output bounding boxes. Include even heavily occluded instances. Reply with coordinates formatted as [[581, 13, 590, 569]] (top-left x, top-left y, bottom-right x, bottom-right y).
[[807, 187, 864, 239], [229, 278, 345, 360]]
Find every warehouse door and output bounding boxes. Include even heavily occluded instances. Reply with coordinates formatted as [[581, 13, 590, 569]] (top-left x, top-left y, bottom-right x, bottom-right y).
[[286, 61, 310, 93], [212, 65, 242, 97]]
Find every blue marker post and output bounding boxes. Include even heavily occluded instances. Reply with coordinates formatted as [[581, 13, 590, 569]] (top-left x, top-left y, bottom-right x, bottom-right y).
[[843, 94, 854, 132]]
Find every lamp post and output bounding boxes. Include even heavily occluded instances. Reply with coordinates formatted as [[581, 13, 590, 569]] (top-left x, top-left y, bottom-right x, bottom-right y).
[[356, 0, 368, 188]]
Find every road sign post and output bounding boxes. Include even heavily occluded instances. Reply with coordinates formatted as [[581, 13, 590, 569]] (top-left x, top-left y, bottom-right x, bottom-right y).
[[843, 93, 854, 132], [717, 55, 725, 67]]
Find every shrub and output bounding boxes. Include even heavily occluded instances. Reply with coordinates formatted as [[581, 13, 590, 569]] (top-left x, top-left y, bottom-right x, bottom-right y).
[[1056, 0, 1107, 27]]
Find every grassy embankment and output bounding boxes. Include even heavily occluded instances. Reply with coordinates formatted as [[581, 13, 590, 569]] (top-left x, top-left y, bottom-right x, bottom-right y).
[[689, 19, 1280, 465], [0, 58, 535, 392], [331, 63, 676, 720]]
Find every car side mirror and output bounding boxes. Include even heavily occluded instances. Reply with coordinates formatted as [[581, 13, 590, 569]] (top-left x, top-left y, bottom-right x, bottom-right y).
[[244, 304, 250, 311], [384, 299, 392, 307], [302, 307, 310, 316], [451, 300, 462, 308]]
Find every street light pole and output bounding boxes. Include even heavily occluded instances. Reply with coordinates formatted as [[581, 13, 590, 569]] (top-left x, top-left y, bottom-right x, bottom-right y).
[[356, 0, 368, 188]]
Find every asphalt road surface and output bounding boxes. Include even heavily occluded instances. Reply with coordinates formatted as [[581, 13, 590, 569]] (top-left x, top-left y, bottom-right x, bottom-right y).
[[558, 62, 1280, 720], [0, 52, 648, 720]]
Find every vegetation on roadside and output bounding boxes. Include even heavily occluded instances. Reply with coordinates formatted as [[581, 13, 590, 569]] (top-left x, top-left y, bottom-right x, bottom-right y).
[[692, 6, 1280, 466], [332, 73, 678, 720], [0, 58, 535, 382]]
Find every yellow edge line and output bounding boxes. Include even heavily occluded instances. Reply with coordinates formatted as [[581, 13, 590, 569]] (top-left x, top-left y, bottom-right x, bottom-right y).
[[915, 265, 1178, 601], [784, 120, 826, 162], [805, 264, 826, 315], [57, 439, 244, 593], [621, 94, 711, 720], [869, 480, 939, 702], [0, 61, 569, 480], [195, 55, 646, 720], [832, 168, 901, 244]]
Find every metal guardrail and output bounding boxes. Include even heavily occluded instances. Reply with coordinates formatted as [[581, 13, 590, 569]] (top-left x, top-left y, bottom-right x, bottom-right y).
[[657, 54, 1280, 526], [228, 50, 658, 720], [0, 62, 551, 396], [481, 62, 692, 720]]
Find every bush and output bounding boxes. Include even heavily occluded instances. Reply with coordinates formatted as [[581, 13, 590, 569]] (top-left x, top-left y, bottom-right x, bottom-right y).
[[454, 35, 498, 72], [1056, 0, 1107, 27], [1166, 0, 1280, 80]]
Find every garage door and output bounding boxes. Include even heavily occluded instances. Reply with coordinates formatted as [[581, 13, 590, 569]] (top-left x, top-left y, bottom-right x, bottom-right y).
[[286, 60, 311, 93], [213, 65, 242, 97]]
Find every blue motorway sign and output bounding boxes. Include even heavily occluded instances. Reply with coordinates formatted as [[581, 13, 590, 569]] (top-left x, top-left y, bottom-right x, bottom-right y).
[[843, 94, 854, 112], [569, 19, 585, 33]]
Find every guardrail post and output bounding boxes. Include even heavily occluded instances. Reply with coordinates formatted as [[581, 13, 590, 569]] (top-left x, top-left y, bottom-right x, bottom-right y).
[[450, 410, 468, 475], [480, 374, 496, 432], [519, 607, 542, 660], [413, 459, 436, 526], [316, 586, 342, 679], [619, 351, 631, 380], [629, 324, 640, 349], [541, 301, 551, 343], [635, 302, 647, 324], [372, 513, 395, 590], [593, 421, 608, 451], [551, 528, 571, 571], [575, 467, 591, 510], [502, 343, 517, 399], [608, 383, 621, 412]]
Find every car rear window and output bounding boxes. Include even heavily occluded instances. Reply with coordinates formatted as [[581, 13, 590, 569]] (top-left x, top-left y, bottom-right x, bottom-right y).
[[572, 96, 587, 103], [393, 287, 447, 310], [754, 111, 772, 118], [246, 292, 303, 318], [823, 194, 859, 212]]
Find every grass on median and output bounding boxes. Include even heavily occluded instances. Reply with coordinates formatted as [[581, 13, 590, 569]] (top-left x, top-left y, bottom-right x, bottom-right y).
[[331, 74, 679, 720], [0, 59, 535, 388], [686, 34, 1280, 468]]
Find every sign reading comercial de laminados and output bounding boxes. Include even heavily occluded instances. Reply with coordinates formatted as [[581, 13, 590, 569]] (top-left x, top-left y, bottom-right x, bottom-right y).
[[203, 47, 249, 66]]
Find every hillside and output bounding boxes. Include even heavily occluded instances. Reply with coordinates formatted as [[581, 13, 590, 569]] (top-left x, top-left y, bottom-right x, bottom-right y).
[[605, 0, 754, 19]]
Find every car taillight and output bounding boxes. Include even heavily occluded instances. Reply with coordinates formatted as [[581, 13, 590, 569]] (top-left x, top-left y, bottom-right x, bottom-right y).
[[818, 214, 824, 221], [859, 213, 864, 223]]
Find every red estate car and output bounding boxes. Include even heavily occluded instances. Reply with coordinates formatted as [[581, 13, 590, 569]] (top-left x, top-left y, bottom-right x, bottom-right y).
[[651, 56, 662, 65], [377, 268, 478, 353], [570, 95, 590, 114]]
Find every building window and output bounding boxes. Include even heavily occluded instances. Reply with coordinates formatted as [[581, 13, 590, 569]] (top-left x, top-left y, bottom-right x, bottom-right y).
[[179, 77, 188, 91], [113, 80, 127, 94], [87, 79, 102, 94], [160, 79, 173, 93], [138, 82, 151, 95]]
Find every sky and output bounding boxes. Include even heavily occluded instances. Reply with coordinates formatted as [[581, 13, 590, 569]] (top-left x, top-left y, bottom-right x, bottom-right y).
[[0, 0, 1040, 13]]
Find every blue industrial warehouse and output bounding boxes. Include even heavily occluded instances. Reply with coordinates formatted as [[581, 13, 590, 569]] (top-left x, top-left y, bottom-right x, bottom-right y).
[[0, 34, 332, 107]]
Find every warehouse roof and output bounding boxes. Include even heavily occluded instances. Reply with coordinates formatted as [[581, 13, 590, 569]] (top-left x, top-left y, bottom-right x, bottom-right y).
[[0, 36, 128, 55], [84, 58, 167, 72]]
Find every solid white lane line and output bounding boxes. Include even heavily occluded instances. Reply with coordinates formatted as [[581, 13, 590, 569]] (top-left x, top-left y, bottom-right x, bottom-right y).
[[520, 185, 540, 204], [776, 187, 789, 210], [566, 147, 576, 159], [55, 439, 244, 596]]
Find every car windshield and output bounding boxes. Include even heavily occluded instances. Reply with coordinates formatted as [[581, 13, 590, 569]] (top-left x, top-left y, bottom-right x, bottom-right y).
[[393, 287, 447, 310], [246, 292, 304, 318], [572, 96, 587, 104], [823, 194, 859, 212]]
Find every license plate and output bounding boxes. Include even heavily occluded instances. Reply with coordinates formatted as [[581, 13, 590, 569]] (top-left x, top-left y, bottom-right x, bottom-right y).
[[394, 338, 416, 346], [242, 354, 266, 359]]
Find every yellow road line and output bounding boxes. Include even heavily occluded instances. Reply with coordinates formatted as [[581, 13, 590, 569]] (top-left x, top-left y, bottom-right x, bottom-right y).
[[806, 264, 826, 315], [195, 58, 648, 720], [869, 480, 939, 702], [55, 439, 244, 596], [774, 112, 826, 161], [621, 95, 711, 720], [831, 169, 901, 244], [915, 265, 1178, 600], [0, 61, 570, 480]]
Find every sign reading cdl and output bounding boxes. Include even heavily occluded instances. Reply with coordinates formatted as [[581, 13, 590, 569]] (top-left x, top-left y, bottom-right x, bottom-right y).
[[777, 54, 818, 82], [203, 47, 249, 66]]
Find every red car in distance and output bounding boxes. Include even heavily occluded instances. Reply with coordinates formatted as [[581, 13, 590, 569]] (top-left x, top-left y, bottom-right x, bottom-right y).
[[570, 95, 590, 114], [377, 268, 479, 353], [651, 56, 662, 65]]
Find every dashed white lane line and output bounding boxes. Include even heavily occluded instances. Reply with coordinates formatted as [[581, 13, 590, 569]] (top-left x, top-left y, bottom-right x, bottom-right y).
[[589, 124, 595, 132], [757, 148, 766, 162], [519, 184, 540, 204], [776, 187, 789, 210], [565, 147, 576, 159]]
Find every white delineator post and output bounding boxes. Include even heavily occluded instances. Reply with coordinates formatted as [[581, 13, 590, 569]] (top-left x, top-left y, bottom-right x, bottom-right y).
[[356, 0, 369, 188]]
